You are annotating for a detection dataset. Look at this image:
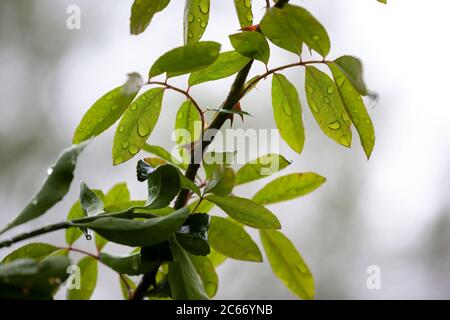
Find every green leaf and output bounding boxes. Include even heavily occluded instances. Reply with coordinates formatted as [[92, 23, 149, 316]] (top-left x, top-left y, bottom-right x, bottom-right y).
[[328, 62, 375, 159], [113, 88, 164, 165], [149, 41, 221, 79], [208, 216, 262, 262], [189, 254, 218, 298], [0, 256, 70, 299], [207, 249, 227, 268], [130, 0, 170, 35], [206, 167, 236, 196], [175, 101, 201, 146], [0, 142, 88, 235], [260, 230, 314, 300], [143, 144, 187, 170], [119, 275, 136, 299], [260, 6, 303, 55], [146, 164, 181, 209], [333, 56, 369, 96], [105, 183, 131, 205], [178, 171, 202, 197], [305, 66, 352, 147], [206, 107, 252, 117], [229, 31, 270, 64], [206, 194, 280, 229], [253, 173, 326, 205], [188, 199, 215, 214], [168, 239, 208, 300], [176, 213, 210, 256], [2, 243, 58, 264], [189, 51, 251, 86], [236, 154, 290, 185], [67, 256, 98, 300], [184, 0, 210, 45], [79, 183, 104, 216], [73, 73, 143, 144], [72, 207, 190, 247], [65, 202, 85, 246], [233, 0, 253, 28], [271, 73, 305, 154]]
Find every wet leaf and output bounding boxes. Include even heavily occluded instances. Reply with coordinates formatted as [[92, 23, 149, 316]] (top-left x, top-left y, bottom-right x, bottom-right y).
[[146, 164, 181, 209], [189, 254, 218, 298], [2, 243, 58, 264], [175, 101, 202, 146], [67, 256, 98, 300], [130, 0, 170, 35], [79, 183, 104, 216], [205, 167, 236, 196], [229, 31, 270, 64], [333, 56, 369, 96], [65, 201, 85, 246], [233, 0, 253, 28], [176, 213, 210, 256], [184, 0, 210, 44], [143, 144, 187, 170], [113, 88, 164, 165], [236, 154, 290, 185]]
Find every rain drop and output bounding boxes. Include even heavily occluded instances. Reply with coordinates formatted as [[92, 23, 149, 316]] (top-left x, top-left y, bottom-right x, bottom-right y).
[[119, 126, 125, 133], [312, 34, 321, 41], [328, 121, 341, 130], [199, 0, 209, 14], [47, 167, 53, 175], [137, 123, 150, 137], [130, 103, 137, 111], [200, 21, 207, 28], [129, 145, 140, 155], [327, 86, 335, 94], [310, 102, 319, 113], [105, 94, 113, 101], [244, 0, 251, 8], [323, 96, 330, 104], [306, 84, 314, 94], [187, 13, 194, 23], [283, 104, 292, 116], [31, 198, 38, 206], [121, 141, 129, 149]]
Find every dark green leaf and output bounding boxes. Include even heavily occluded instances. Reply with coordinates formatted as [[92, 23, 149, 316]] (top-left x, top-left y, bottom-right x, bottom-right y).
[[305, 66, 352, 147], [184, 0, 210, 44], [229, 31, 270, 64], [189, 254, 218, 298], [272, 73, 305, 154], [189, 51, 251, 86], [260, 230, 314, 300], [178, 171, 202, 197], [0, 142, 88, 235], [233, 0, 253, 28], [100, 252, 161, 276], [168, 239, 208, 300], [333, 56, 369, 96], [2, 243, 58, 264], [113, 88, 164, 166], [176, 213, 210, 256], [137, 159, 156, 182], [236, 154, 290, 185], [67, 256, 98, 300], [130, 0, 170, 35], [209, 216, 262, 262], [146, 164, 181, 209], [328, 62, 375, 159], [206, 194, 280, 229], [73, 73, 143, 143], [149, 41, 221, 79], [72, 207, 190, 247]]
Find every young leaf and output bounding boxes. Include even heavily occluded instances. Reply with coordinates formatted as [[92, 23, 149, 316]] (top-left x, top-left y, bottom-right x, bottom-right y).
[[0, 142, 88, 235], [73, 73, 143, 144], [229, 31, 270, 64], [119, 275, 136, 299], [272, 73, 305, 154], [235, 154, 290, 185], [253, 173, 326, 205], [149, 41, 221, 79], [143, 144, 187, 170], [79, 183, 104, 216], [208, 216, 262, 262], [105, 183, 131, 205], [72, 207, 190, 247], [113, 88, 164, 165], [333, 56, 369, 96], [130, 0, 170, 35], [176, 213, 210, 256], [206, 194, 281, 229], [184, 0, 210, 44], [305, 66, 352, 147], [168, 239, 208, 300], [65, 201, 85, 246], [233, 0, 253, 28], [146, 164, 181, 209], [2, 243, 58, 263], [260, 230, 314, 300], [189, 51, 251, 86], [208, 248, 227, 268], [189, 254, 218, 298], [175, 101, 201, 146], [67, 256, 98, 300], [328, 62, 375, 159]]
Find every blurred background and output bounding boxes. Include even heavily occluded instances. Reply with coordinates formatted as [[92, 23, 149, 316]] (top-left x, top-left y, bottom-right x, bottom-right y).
[[1, 0, 450, 299]]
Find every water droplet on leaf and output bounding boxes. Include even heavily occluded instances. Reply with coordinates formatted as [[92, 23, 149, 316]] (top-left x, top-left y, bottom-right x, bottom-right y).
[[328, 121, 341, 130]]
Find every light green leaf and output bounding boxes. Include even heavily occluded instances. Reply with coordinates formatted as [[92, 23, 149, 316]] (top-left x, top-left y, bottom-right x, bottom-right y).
[[305, 66, 352, 147], [73, 73, 143, 144], [236, 154, 290, 185], [130, 0, 170, 35], [149, 41, 221, 79], [206, 194, 280, 229], [253, 173, 326, 205], [184, 0, 210, 44], [105, 183, 131, 205], [0, 142, 88, 235], [119, 275, 136, 299], [188, 199, 215, 214], [229, 31, 270, 64], [207, 249, 227, 268], [168, 239, 208, 300], [260, 230, 314, 300], [333, 56, 369, 96], [189, 254, 218, 298], [272, 73, 305, 154], [72, 207, 189, 247], [79, 183, 104, 216], [65, 201, 85, 246], [143, 144, 187, 170], [2, 243, 58, 264], [189, 50, 250, 87], [328, 62, 375, 159], [206, 167, 236, 196], [175, 101, 201, 146], [233, 0, 253, 28], [113, 88, 164, 165], [67, 256, 98, 300], [208, 216, 262, 262]]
